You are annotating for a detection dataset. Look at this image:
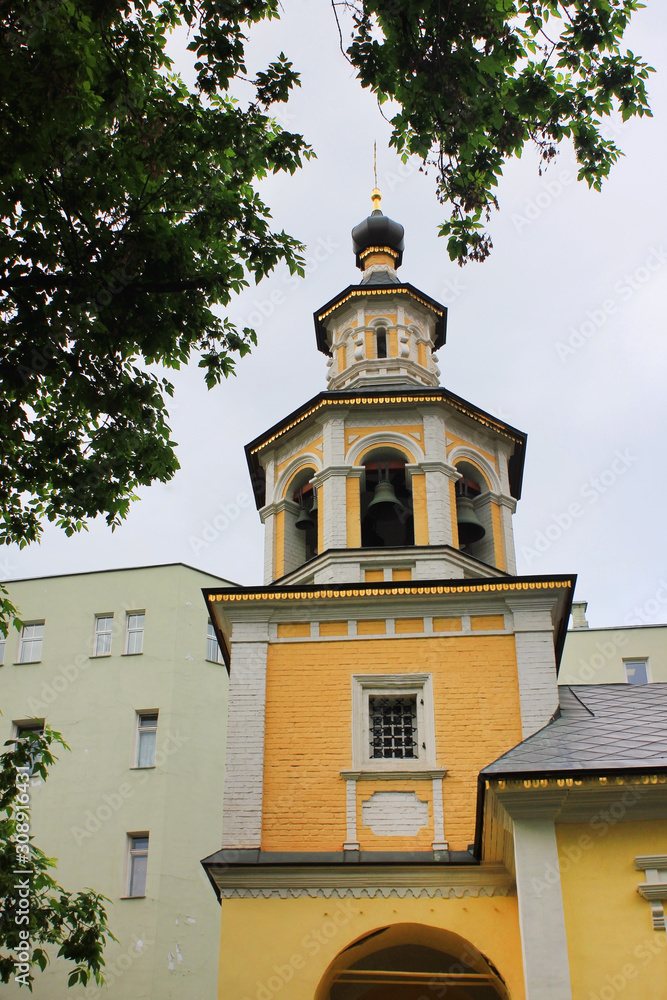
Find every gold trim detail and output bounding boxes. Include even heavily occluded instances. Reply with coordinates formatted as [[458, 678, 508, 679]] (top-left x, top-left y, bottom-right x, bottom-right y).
[[359, 245, 399, 260], [250, 394, 522, 455], [317, 287, 443, 322], [489, 774, 667, 791], [208, 579, 573, 603]]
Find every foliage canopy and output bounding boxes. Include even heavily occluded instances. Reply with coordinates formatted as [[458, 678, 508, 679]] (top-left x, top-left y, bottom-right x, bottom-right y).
[[0, 0, 652, 561], [337, 0, 653, 262], [1, 0, 311, 550]]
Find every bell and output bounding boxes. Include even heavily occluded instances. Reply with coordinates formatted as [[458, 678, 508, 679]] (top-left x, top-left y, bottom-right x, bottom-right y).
[[367, 479, 405, 513], [295, 504, 314, 530], [456, 496, 486, 545], [309, 490, 318, 518]]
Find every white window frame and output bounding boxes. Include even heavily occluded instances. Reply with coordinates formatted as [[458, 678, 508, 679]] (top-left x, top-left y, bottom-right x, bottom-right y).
[[351, 674, 436, 773], [135, 712, 158, 768], [0, 635, 5, 666], [624, 658, 650, 684], [18, 622, 44, 663], [206, 620, 223, 663], [124, 613, 145, 655], [93, 615, 114, 657], [126, 833, 149, 897]]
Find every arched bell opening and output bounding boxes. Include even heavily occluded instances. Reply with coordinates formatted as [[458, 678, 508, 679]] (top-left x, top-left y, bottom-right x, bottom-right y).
[[283, 467, 318, 574], [375, 326, 388, 359], [454, 461, 496, 567], [360, 449, 414, 549], [316, 923, 512, 1000]]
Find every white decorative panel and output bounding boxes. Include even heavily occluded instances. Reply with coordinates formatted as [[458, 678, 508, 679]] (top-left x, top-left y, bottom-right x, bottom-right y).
[[362, 791, 429, 836]]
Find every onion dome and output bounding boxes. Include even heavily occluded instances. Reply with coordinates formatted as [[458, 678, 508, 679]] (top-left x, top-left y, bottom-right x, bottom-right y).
[[351, 188, 405, 272]]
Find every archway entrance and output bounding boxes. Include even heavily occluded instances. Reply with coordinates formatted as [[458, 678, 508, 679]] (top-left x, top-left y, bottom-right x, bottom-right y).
[[318, 925, 511, 1000]]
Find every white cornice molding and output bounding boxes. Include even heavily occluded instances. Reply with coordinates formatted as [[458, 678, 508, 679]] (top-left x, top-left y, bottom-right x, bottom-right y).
[[341, 769, 447, 781], [635, 855, 667, 930], [636, 855, 667, 870], [211, 862, 513, 899], [258, 498, 299, 521], [310, 465, 356, 486], [405, 461, 460, 482]]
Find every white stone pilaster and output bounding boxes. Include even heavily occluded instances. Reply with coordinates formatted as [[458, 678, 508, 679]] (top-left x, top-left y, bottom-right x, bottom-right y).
[[407, 461, 459, 547], [322, 414, 347, 466], [499, 791, 572, 1000], [312, 466, 349, 551], [258, 504, 275, 584], [419, 410, 448, 463], [499, 495, 518, 574], [507, 601, 559, 737], [221, 621, 269, 848]]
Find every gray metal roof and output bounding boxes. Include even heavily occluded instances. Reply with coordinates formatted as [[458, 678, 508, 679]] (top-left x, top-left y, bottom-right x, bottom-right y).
[[482, 684, 667, 777]]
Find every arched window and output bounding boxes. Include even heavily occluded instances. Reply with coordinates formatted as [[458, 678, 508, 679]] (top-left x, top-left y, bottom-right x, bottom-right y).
[[282, 468, 318, 575], [454, 460, 496, 566], [375, 326, 387, 359], [361, 449, 414, 548]]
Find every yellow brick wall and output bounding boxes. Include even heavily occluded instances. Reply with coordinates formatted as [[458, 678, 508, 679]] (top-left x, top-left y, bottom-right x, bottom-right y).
[[411, 473, 429, 545], [433, 616, 462, 632], [346, 476, 361, 548], [470, 615, 505, 631], [262, 634, 521, 852], [319, 621, 348, 637], [491, 501, 506, 571]]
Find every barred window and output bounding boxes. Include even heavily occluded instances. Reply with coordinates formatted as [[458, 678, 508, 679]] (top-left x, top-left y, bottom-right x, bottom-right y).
[[369, 695, 418, 759]]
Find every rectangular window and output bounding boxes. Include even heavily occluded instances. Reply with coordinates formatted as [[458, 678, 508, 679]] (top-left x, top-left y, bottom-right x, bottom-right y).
[[352, 674, 435, 772], [624, 659, 649, 684], [94, 615, 113, 656], [136, 713, 158, 768], [125, 613, 145, 655], [14, 720, 45, 770], [0, 636, 5, 666], [127, 835, 149, 897], [206, 621, 222, 663], [19, 622, 44, 663], [369, 695, 418, 759]]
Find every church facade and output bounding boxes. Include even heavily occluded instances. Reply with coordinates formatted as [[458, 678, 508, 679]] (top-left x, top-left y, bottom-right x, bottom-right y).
[[203, 194, 667, 1000]]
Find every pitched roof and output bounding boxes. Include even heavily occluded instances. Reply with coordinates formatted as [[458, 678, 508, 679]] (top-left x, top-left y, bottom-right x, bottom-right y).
[[482, 683, 667, 778]]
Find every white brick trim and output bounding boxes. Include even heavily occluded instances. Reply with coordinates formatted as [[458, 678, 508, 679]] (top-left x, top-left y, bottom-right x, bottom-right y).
[[221, 637, 268, 848]]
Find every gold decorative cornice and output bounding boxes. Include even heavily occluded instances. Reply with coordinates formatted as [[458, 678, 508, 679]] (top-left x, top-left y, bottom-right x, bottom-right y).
[[249, 393, 522, 455], [358, 245, 399, 260], [488, 774, 667, 791], [316, 287, 444, 322], [208, 579, 573, 603]]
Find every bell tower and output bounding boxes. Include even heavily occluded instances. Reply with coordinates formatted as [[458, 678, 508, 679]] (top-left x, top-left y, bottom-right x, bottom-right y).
[[204, 192, 575, 1000], [246, 191, 525, 586]]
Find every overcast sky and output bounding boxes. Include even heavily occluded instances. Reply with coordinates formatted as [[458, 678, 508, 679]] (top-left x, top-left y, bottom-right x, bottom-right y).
[[5, 2, 667, 629]]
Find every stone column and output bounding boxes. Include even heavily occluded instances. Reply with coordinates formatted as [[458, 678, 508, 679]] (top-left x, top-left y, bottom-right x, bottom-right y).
[[498, 790, 572, 1000], [506, 598, 559, 737], [221, 620, 270, 848]]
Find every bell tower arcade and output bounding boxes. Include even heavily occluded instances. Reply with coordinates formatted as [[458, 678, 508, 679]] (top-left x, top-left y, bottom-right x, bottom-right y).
[[246, 191, 524, 586]]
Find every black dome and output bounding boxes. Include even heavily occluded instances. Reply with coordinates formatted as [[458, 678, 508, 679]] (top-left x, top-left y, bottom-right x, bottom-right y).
[[351, 209, 405, 270]]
